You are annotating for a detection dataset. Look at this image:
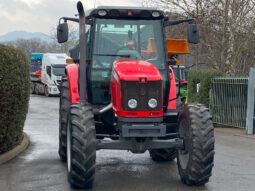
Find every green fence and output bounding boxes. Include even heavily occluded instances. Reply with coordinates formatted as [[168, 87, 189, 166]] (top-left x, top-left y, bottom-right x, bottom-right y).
[[209, 77, 248, 128]]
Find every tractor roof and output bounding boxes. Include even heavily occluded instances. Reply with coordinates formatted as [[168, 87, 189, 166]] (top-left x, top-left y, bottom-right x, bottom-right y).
[[86, 6, 166, 20]]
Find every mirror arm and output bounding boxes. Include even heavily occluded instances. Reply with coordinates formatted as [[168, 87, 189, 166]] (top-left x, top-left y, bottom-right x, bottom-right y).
[[58, 17, 91, 25], [59, 17, 79, 24]]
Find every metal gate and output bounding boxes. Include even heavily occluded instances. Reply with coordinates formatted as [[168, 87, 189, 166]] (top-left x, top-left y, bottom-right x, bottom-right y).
[[209, 77, 248, 128]]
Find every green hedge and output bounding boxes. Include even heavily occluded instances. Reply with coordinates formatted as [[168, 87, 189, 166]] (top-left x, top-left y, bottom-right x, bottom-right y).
[[0, 44, 30, 154], [187, 69, 223, 107]]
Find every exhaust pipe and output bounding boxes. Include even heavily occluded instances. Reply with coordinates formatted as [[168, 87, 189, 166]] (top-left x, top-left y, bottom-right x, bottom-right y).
[[77, 1, 87, 104]]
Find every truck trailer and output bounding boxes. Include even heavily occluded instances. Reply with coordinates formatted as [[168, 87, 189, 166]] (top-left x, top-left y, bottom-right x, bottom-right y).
[[30, 53, 70, 96]]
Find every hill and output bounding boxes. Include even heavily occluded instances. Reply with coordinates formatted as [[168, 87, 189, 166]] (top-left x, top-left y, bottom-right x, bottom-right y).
[[0, 31, 52, 42]]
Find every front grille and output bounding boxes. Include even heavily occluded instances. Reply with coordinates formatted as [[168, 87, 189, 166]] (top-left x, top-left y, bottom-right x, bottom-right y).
[[121, 81, 162, 111]]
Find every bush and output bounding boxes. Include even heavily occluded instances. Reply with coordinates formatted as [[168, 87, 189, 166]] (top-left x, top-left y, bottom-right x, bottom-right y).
[[187, 69, 223, 107], [0, 44, 30, 154]]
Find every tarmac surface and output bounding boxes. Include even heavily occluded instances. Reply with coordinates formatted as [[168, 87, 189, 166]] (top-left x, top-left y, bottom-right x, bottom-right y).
[[0, 95, 255, 191]]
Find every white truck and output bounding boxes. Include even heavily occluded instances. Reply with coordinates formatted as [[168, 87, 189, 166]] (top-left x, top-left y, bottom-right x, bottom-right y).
[[30, 53, 70, 96]]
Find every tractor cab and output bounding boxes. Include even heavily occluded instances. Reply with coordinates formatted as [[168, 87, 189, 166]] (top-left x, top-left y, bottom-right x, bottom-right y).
[[57, 2, 214, 189], [89, 15, 167, 106], [57, 6, 198, 108], [69, 7, 169, 107]]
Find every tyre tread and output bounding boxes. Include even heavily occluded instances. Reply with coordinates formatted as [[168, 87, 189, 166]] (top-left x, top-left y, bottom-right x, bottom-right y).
[[68, 103, 96, 189], [58, 77, 69, 162], [177, 103, 215, 186]]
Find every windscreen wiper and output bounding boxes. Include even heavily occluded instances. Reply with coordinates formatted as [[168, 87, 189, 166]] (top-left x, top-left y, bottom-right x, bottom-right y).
[[94, 54, 130, 58]]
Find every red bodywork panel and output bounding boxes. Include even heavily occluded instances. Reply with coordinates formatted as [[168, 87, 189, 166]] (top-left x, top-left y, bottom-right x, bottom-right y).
[[111, 59, 163, 117], [114, 59, 162, 81], [168, 66, 177, 110], [66, 64, 80, 103]]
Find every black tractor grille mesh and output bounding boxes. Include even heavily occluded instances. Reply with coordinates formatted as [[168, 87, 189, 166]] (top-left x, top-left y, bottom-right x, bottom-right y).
[[121, 81, 162, 111]]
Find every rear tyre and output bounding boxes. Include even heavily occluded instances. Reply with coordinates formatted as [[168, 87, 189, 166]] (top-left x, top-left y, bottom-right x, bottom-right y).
[[67, 103, 96, 189], [34, 83, 39, 95], [149, 149, 176, 162], [30, 82, 35, 94], [44, 85, 50, 97], [58, 77, 70, 162], [177, 103, 214, 185]]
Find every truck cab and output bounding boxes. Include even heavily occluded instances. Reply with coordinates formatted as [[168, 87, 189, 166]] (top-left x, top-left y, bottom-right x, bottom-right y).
[[41, 53, 70, 96]]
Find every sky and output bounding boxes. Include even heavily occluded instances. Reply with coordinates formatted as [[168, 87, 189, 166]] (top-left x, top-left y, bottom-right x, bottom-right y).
[[0, 0, 144, 36]]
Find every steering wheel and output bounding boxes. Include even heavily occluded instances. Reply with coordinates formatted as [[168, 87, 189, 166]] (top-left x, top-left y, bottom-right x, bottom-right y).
[[115, 46, 130, 54], [115, 46, 142, 60], [93, 57, 106, 68]]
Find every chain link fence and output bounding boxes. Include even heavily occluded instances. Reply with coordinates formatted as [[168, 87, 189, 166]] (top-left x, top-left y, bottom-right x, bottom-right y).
[[209, 77, 248, 128]]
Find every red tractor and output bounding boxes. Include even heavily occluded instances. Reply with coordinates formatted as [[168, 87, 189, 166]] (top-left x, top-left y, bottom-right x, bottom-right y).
[[57, 1, 214, 189]]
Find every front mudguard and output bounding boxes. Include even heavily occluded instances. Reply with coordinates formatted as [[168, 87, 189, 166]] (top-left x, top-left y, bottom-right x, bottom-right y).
[[66, 64, 80, 103]]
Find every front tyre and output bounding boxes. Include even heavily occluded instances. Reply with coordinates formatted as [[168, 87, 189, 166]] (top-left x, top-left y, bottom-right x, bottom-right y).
[[58, 77, 70, 162], [44, 85, 50, 97], [67, 103, 96, 189], [177, 103, 214, 185]]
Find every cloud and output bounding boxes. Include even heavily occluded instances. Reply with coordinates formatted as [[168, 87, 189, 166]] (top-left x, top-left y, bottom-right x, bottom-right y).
[[0, 0, 143, 35], [18, 0, 43, 8]]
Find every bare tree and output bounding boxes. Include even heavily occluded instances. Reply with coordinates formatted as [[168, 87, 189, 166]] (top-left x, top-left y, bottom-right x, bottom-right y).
[[6, 22, 78, 62], [157, 0, 255, 75], [6, 38, 55, 59]]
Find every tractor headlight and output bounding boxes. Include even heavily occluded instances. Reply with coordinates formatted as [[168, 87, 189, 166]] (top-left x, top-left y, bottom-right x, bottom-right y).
[[128, 99, 138, 109], [148, 98, 158, 109], [98, 10, 107, 16], [152, 11, 160, 17]]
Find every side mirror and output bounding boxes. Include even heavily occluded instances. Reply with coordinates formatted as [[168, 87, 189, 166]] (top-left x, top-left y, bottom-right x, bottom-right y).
[[57, 22, 68, 43], [46, 66, 51, 77], [187, 24, 199, 44]]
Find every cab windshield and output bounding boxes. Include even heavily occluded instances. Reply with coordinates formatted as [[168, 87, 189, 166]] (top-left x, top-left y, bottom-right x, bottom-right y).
[[92, 19, 166, 69], [52, 67, 65, 76], [88, 18, 167, 105]]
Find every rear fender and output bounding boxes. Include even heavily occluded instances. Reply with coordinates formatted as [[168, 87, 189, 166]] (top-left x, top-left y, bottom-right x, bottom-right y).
[[66, 64, 80, 103]]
